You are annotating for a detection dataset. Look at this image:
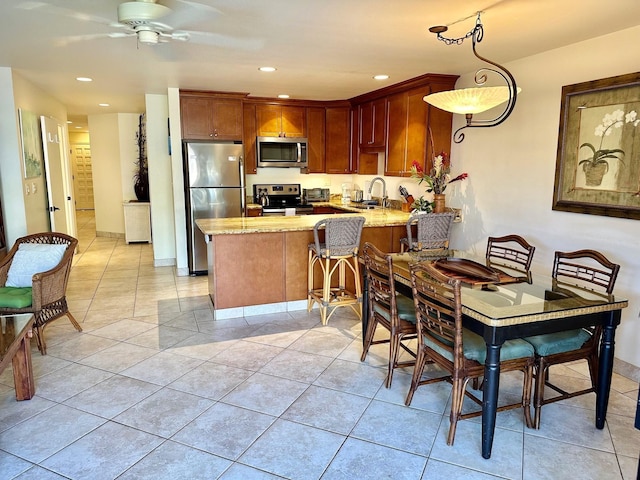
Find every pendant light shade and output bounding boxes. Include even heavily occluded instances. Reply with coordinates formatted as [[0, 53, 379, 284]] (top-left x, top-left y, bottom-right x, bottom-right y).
[[424, 86, 521, 115]]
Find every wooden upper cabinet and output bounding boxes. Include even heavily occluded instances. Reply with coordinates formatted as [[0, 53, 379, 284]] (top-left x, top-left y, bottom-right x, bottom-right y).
[[359, 98, 386, 149], [256, 104, 307, 137], [306, 107, 326, 173], [242, 103, 257, 174], [385, 86, 430, 176], [325, 106, 351, 174], [180, 95, 243, 140]]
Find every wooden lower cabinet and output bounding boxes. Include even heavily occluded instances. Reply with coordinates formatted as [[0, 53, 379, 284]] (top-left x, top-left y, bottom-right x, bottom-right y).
[[208, 233, 285, 309], [206, 225, 405, 310]]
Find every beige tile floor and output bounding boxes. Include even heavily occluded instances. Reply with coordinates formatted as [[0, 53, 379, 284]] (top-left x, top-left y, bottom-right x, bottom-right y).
[[1, 210, 639, 479]]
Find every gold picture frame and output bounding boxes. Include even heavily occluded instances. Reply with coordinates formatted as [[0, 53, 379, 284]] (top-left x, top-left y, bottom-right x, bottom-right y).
[[552, 72, 640, 219]]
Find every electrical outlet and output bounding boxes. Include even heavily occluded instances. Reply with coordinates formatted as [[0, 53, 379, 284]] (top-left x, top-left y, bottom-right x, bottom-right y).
[[25, 184, 30, 195]]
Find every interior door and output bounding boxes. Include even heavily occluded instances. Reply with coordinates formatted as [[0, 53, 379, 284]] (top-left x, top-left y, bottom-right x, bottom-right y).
[[71, 143, 94, 210], [40, 116, 72, 233]]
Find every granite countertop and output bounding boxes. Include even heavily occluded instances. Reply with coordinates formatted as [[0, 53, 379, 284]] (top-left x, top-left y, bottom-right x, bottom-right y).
[[197, 200, 411, 235]]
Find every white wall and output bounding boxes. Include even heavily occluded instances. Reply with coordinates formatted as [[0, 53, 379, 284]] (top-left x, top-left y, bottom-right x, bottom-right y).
[[145, 93, 176, 266], [0, 68, 27, 246], [450, 25, 640, 370], [88, 113, 140, 235], [12, 71, 69, 235]]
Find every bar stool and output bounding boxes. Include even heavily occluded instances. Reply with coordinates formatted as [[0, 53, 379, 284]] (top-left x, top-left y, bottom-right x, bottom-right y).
[[307, 216, 366, 325], [399, 212, 455, 253]]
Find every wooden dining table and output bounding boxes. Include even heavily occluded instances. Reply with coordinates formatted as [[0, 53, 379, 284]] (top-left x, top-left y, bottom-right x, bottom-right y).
[[0, 314, 36, 401], [361, 252, 629, 459]]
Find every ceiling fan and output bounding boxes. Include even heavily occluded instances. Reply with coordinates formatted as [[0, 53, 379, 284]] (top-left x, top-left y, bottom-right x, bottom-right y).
[[112, 0, 205, 45], [19, 0, 263, 50]]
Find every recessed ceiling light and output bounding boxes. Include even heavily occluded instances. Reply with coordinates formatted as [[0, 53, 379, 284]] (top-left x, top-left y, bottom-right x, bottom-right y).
[[75, 126, 82, 129], [67, 121, 73, 124], [259, 66, 276, 72], [76, 77, 93, 82], [373, 74, 389, 81], [278, 94, 290, 99], [98, 103, 110, 107]]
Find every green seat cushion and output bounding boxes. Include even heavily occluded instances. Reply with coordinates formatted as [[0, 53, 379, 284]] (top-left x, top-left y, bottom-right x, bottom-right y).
[[523, 329, 592, 356], [425, 328, 534, 365], [0, 287, 33, 309], [372, 293, 417, 324]]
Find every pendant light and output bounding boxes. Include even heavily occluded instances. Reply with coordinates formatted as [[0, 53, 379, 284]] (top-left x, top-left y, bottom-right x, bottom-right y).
[[423, 13, 520, 143]]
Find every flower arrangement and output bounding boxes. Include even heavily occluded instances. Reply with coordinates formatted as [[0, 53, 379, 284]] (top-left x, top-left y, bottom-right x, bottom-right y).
[[409, 153, 468, 211], [578, 109, 639, 186]]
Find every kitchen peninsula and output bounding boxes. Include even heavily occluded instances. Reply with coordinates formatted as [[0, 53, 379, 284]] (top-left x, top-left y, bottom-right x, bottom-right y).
[[196, 204, 411, 319]]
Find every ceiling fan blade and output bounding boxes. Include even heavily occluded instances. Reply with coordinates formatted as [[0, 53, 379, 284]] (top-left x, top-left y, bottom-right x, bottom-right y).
[[162, 1, 222, 30], [168, 0, 222, 15], [181, 30, 264, 50], [16, 1, 115, 27], [54, 33, 118, 47]]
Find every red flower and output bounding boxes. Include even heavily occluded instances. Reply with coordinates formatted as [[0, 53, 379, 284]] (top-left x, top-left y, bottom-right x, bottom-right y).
[[411, 160, 424, 173]]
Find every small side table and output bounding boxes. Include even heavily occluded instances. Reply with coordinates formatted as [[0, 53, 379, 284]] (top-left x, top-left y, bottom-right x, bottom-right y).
[[123, 201, 152, 244], [0, 314, 35, 401]]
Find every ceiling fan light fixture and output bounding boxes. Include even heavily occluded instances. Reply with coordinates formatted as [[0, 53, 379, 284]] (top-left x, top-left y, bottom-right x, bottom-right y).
[[117, 1, 171, 24], [137, 29, 159, 44]]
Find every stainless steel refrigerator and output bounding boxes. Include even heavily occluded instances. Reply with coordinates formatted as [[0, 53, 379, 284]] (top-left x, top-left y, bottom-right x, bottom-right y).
[[184, 141, 245, 274]]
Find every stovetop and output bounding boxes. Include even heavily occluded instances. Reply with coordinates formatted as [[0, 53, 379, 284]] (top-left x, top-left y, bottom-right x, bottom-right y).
[[254, 183, 303, 207]]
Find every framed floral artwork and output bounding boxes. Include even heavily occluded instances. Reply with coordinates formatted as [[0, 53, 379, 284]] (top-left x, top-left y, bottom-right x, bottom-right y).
[[552, 72, 640, 220], [18, 108, 44, 179]]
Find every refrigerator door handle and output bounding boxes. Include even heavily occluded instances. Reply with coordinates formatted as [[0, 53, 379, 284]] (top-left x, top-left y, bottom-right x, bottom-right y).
[[239, 156, 246, 215]]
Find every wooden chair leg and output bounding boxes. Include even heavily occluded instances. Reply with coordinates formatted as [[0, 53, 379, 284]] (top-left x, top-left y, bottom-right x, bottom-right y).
[[66, 312, 82, 332], [386, 329, 400, 388], [405, 348, 427, 406], [448, 378, 465, 445], [522, 364, 534, 428], [533, 358, 546, 429]]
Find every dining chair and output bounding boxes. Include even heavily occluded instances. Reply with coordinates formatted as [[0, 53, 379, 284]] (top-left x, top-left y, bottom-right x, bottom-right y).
[[360, 242, 417, 388], [307, 216, 366, 325], [0, 232, 81, 354], [399, 212, 455, 253], [406, 262, 534, 445], [523, 249, 620, 428], [486, 234, 535, 281]]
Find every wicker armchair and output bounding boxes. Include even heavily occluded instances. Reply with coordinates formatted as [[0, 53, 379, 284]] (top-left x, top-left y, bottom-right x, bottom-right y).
[[400, 212, 454, 253], [406, 262, 534, 445], [360, 243, 417, 388], [523, 249, 620, 428], [0, 232, 81, 354]]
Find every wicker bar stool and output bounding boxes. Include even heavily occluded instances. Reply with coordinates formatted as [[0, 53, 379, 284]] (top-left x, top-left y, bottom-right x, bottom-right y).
[[307, 216, 365, 325], [400, 212, 455, 253]]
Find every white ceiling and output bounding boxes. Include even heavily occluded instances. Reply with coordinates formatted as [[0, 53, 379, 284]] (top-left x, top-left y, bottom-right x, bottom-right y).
[[2, 0, 640, 131]]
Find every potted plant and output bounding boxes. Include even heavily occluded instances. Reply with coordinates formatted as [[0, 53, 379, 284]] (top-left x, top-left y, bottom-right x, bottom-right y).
[[578, 109, 638, 186], [134, 113, 149, 202], [410, 152, 468, 213]]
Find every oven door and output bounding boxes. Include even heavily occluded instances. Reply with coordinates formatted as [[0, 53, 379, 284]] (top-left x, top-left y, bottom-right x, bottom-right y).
[[261, 208, 286, 216]]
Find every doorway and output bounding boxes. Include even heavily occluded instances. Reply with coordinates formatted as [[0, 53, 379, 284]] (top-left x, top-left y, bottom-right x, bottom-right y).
[[70, 143, 95, 210]]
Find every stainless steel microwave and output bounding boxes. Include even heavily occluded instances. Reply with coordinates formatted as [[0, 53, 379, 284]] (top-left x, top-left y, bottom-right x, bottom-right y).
[[257, 136, 308, 168]]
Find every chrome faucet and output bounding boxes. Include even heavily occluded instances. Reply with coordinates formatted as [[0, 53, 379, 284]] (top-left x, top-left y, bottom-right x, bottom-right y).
[[368, 177, 388, 208]]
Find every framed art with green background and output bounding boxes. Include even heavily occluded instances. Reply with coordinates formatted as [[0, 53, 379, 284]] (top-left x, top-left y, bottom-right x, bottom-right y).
[[552, 72, 640, 219]]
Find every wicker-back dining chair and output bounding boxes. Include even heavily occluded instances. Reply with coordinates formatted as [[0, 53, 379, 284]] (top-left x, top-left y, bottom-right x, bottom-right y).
[[523, 249, 620, 428], [360, 242, 417, 388], [0, 232, 81, 354], [406, 262, 535, 445], [399, 212, 455, 253], [486, 234, 535, 280]]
